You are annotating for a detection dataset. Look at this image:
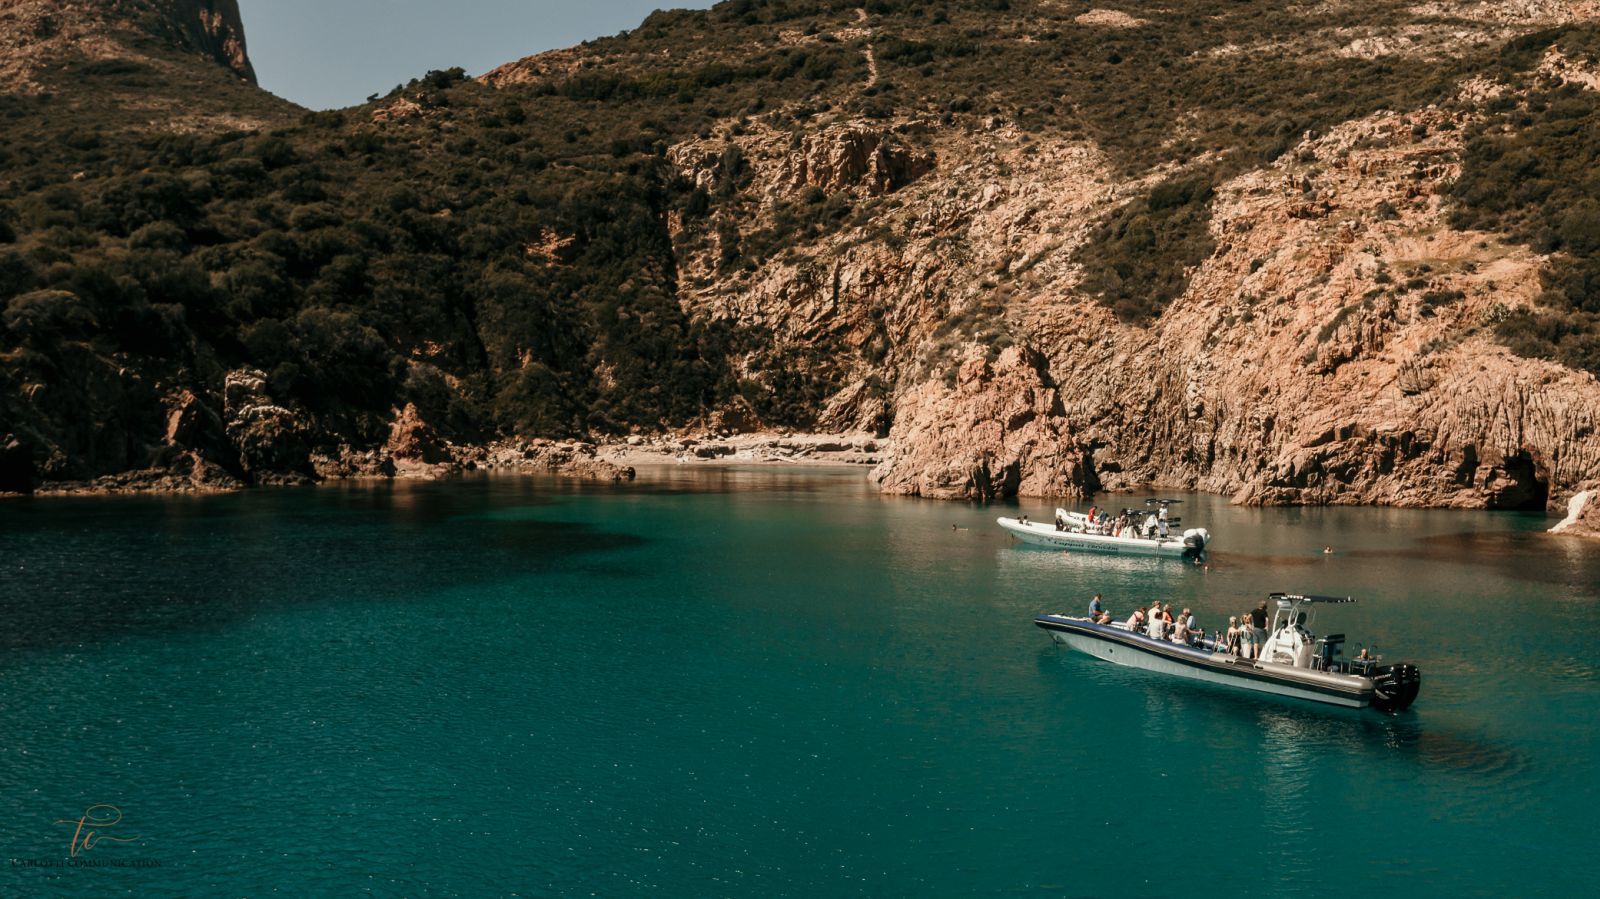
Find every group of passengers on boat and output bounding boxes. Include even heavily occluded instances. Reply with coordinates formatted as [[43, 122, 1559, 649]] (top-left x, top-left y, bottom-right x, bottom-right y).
[[1085, 593, 1376, 667], [1057, 505, 1172, 540], [1086, 593, 1275, 656]]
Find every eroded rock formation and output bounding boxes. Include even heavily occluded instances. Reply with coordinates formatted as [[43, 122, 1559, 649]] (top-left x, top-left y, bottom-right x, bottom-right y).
[[668, 76, 1600, 514], [874, 345, 1095, 500], [223, 369, 314, 484], [774, 125, 935, 197]]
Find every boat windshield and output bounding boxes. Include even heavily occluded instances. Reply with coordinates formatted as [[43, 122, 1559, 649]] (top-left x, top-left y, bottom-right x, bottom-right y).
[[1267, 593, 1355, 635]]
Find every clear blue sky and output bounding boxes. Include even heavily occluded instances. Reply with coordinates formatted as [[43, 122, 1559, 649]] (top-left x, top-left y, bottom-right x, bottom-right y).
[[241, 1, 718, 110]]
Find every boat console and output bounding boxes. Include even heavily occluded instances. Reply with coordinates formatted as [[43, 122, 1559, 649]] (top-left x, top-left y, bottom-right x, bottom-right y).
[[1256, 593, 1420, 710]]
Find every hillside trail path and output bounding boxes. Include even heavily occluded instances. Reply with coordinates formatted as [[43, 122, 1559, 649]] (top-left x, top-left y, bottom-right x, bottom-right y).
[[857, 8, 879, 87]]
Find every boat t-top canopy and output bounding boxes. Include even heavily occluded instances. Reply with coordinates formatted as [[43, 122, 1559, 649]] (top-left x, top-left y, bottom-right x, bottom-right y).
[[1146, 498, 1183, 505], [1270, 592, 1356, 604]]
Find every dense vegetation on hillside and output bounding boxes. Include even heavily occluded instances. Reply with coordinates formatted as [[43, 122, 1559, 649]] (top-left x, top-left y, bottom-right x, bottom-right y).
[[1451, 26, 1600, 377], [2, 0, 1599, 485], [0, 13, 874, 478]]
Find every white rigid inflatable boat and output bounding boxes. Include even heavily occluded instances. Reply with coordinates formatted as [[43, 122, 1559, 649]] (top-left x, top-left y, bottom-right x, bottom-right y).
[[1035, 592, 1421, 711], [998, 500, 1211, 560]]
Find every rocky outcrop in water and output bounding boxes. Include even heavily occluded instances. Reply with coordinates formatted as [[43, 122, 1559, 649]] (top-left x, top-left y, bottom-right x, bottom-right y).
[[385, 402, 454, 478]]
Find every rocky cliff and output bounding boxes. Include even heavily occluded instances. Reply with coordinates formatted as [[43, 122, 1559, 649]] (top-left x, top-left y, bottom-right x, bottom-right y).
[[863, 99, 1600, 511], [1550, 485, 1600, 537], [0, 0, 255, 88], [3, 0, 1600, 529], [169, 0, 255, 83], [659, 1, 1600, 515]]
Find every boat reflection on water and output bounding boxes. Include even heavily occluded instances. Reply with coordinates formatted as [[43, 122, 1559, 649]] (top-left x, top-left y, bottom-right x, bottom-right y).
[[992, 544, 1185, 578], [1041, 648, 1525, 781]]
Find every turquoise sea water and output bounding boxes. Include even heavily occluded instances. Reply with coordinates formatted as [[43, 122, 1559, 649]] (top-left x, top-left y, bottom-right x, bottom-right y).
[[1, 467, 1597, 897]]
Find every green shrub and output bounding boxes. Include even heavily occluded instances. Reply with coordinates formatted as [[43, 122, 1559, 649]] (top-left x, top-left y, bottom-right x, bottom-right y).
[[3, 289, 97, 344], [1075, 174, 1217, 323]]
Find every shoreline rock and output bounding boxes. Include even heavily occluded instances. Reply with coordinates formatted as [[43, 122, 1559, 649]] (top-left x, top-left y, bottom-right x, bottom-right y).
[[1550, 485, 1600, 538], [3, 429, 892, 498], [9, 426, 1592, 542]]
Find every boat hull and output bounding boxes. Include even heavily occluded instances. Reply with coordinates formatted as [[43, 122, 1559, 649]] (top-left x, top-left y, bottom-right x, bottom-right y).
[[997, 517, 1200, 558], [1036, 615, 1375, 708]]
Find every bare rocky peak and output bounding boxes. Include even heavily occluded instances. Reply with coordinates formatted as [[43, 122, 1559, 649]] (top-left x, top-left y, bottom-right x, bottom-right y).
[[170, 0, 255, 83], [0, 0, 255, 89]]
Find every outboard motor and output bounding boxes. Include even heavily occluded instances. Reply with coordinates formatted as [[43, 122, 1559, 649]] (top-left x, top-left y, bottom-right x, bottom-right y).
[[1181, 528, 1209, 559], [1370, 663, 1422, 711]]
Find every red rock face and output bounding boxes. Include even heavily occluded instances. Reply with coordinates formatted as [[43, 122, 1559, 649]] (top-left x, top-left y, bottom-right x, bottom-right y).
[[873, 346, 1096, 501], [666, 80, 1600, 514], [775, 126, 935, 197], [386, 403, 452, 468]]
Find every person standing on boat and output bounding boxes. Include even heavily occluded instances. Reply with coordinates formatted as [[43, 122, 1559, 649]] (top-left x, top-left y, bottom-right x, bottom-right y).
[[1239, 615, 1257, 659], [1225, 617, 1242, 655], [1249, 599, 1269, 648]]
